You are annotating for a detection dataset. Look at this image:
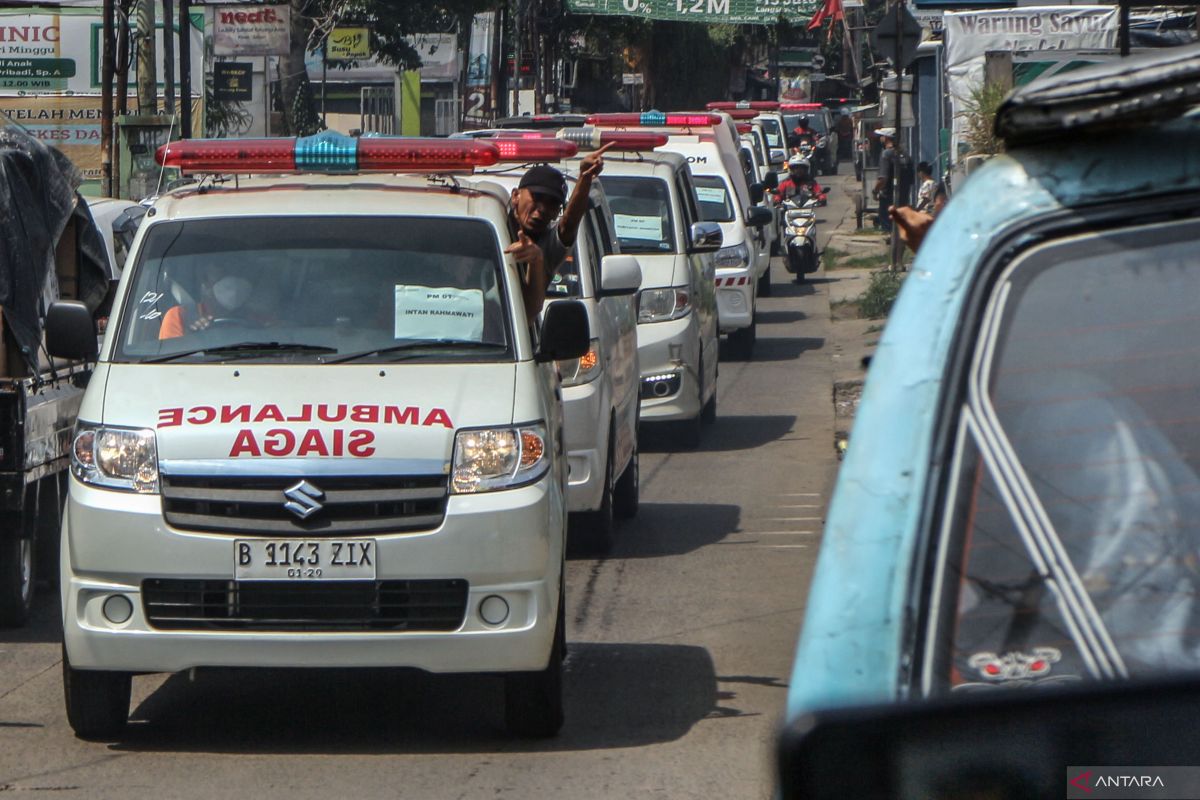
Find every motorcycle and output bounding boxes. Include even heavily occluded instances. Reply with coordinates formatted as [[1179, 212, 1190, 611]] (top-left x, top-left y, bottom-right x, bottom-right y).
[[781, 191, 820, 282]]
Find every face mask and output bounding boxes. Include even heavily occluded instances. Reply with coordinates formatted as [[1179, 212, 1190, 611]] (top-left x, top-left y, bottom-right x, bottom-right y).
[[212, 276, 252, 311]]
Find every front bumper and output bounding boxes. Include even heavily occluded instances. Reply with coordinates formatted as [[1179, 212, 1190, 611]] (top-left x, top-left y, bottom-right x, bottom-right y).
[[62, 475, 562, 674], [635, 315, 701, 422], [562, 379, 607, 512], [715, 268, 754, 332]]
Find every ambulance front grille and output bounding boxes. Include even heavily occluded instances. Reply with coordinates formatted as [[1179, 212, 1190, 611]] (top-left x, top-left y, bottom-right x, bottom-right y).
[[142, 578, 469, 631], [161, 474, 449, 535]]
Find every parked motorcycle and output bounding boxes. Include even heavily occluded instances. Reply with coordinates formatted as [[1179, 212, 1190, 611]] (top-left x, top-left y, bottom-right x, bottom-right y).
[[781, 193, 820, 283]]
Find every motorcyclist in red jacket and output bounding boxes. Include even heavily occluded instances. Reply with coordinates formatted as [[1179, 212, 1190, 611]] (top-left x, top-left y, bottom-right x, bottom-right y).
[[774, 155, 826, 205]]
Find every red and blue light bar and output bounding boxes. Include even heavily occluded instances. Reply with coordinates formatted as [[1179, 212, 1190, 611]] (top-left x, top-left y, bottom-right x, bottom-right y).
[[156, 130, 579, 174], [487, 128, 669, 152], [706, 101, 780, 111], [585, 111, 721, 127]]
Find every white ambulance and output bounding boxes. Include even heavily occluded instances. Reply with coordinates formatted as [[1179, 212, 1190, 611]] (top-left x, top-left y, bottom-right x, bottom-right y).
[[472, 162, 642, 549], [583, 148, 722, 448], [45, 133, 592, 740]]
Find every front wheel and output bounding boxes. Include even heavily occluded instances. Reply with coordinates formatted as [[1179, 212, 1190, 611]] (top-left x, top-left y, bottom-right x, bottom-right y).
[[0, 535, 34, 628], [757, 262, 773, 297], [63, 644, 131, 740], [579, 429, 616, 551], [504, 588, 565, 737], [613, 429, 639, 521], [675, 366, 704, 449], [727, 317, 756, 361]]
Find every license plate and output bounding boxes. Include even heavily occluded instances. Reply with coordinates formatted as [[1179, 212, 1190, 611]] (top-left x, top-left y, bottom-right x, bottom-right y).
[[234, 539, 377, 581]]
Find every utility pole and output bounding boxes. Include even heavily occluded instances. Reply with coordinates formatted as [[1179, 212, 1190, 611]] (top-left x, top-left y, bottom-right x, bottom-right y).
[[511, 0, 522, 116], [889, 1, 904, 271], [101, 0, 115, 196], [179, 0, 192, 137], [135, 0, 157, 113], [162, 0, 175, 114]]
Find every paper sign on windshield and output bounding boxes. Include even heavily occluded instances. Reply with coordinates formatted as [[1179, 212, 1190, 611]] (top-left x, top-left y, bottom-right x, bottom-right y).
[[394, 285, 484, 341], [614, 214, 664, 241], [695, 186, 728, 205], [765, 133, 781, 146]]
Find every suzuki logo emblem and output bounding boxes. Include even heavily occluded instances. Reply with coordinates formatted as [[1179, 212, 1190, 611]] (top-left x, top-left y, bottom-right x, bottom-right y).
[[283, 480, 325, 520]]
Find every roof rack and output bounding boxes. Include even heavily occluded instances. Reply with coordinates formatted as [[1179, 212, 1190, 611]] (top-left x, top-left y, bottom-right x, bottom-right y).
[[995, 42, 1200, 147]]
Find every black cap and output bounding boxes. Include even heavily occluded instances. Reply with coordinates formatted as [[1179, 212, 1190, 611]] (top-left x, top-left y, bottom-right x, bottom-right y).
[[518, 165, 567, 205]]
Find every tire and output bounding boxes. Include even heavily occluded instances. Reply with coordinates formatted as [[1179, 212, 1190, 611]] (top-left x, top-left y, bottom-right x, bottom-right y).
[[613, 423, 639, 521], [505, 586, 565, 737], [728, 317, 756, 361], [63, 644, 131, 740], [36, 474, 64, 586], [701, 381, 718, 425], [677, 359, 704, 449], [757, 262, 772, 297], [580, 428, 616, 551], [0, 534, 34, 628]]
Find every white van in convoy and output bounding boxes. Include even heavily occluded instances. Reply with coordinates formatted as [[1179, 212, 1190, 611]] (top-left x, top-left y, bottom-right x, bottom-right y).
[[586, 150, 722, 447], [46, 134, 594, 741], [655, 133, 774, 358], [477, 168, 642, 548]]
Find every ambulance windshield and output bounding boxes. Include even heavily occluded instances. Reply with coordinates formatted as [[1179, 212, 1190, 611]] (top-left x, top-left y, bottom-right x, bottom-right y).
[[114, 216, 512, 364]]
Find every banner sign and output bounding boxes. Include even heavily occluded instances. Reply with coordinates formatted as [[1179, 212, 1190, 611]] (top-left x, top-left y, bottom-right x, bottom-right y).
[[943, 6, 1117, 158], [465, 12, 494, 88], [213, 4, 289, 56], [565, 0, 820, 25], [0, 95, 201, 181], [0, 10, 203, 94], [327, 27, 369, 60], [213, 61, 252, 101]]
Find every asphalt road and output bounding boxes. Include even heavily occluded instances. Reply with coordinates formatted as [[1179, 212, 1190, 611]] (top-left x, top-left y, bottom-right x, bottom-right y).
[[0, 172, 856, 800]]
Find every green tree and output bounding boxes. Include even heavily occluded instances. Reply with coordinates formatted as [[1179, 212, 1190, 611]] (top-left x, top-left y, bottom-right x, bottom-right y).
[[277, 0, 494, 135]]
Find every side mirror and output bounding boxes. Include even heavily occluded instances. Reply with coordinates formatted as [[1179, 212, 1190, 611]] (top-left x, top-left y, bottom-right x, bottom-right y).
[[46, 300, 99, 361], [745, 206, 774, 229], [536, 299, 590, 363], [770, 148, 787, 165], [749, 182, 766, 204], [687, 221, 723, 253], [598, 254, 642, 297], [777, 675, 1200, 800], [762, 171, 779, 190]]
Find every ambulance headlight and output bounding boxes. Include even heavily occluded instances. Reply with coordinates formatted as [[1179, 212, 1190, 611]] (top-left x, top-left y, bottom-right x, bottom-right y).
[[558, 339, 601, 387], [714, 242, 750, 270], [451, 423, 549, 494], [639, 286, 690, 323], [71, 422, 160, 494]]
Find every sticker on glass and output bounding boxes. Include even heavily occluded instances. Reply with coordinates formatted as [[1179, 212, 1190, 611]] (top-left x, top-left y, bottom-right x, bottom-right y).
[[967, 647, 1061, 681], [614, 214, 664, 241], [766, 133, 781, 146], [394, 285, 484, 341], [695, 186, 728, 205]]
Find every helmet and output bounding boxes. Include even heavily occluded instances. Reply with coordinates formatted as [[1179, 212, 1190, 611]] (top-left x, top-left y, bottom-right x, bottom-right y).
[[787, 155, 811, 171]]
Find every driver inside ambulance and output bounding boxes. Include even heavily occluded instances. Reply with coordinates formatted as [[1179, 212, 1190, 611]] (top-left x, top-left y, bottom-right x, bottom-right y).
[[159, 263, 274, 339]]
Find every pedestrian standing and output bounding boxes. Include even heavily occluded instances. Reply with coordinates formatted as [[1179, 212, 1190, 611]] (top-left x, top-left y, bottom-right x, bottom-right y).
[[915, 162, 936, 213], [871, 128, 910, 236]]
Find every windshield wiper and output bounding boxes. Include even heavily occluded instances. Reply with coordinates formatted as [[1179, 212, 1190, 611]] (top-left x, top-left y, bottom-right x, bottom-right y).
[[142, 342, 338, 364], [326, 340, 506, 364]]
